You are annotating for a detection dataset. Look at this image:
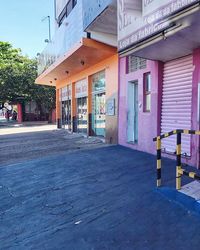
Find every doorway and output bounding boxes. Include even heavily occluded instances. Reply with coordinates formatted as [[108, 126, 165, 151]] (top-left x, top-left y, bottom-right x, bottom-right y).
[[127, 81, 138, 143], [77, 97, 87, 133], [62, 100, 72, 131], [92, 92, 106, 137]]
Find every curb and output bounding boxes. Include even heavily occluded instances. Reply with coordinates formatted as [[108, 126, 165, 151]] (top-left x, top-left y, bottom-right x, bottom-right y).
[[156, 187, 200, 215]]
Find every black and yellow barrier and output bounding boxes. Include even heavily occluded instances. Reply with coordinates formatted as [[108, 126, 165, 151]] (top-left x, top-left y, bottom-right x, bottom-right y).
[[176, 133, 182, 190], [178, 168, 200, 181], [153, 129, 200, 142], [153, 129, 200, 190], [153, 130, 177, 142], [156, 138, 161, 187]]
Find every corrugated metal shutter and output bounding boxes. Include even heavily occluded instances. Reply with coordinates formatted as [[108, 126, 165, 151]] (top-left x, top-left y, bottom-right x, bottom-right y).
[[161, 55, 193, 156]]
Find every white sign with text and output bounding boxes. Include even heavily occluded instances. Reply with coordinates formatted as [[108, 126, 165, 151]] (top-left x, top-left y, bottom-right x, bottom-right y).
[[118, 0, 199, 51], [75, 79, 88, 98]]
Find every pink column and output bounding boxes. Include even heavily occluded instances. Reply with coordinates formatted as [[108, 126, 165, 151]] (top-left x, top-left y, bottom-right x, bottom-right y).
[[191, 48, 200, 167]]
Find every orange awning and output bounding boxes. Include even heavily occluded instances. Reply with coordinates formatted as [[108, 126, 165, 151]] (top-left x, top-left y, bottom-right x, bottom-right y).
[[35, 38, 116, 86]]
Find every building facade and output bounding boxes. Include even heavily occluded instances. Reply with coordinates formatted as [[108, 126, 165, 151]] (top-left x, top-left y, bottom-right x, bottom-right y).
[[118, 0, 200, 167], [36, 0, 118, 143]]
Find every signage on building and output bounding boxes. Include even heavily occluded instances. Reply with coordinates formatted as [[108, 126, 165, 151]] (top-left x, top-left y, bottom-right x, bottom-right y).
[[67, 85, 72, 100], [75, 79, 88, 98], [60, 84, 72, 101], [61, 87, 68, 101], [106, 98, 115, 116], [118, 0, 199, 51], [92, 71, 106, 93]]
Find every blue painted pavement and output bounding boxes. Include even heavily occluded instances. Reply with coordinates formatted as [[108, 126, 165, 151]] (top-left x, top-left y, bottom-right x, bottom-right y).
[[0, 145, 200, 249]]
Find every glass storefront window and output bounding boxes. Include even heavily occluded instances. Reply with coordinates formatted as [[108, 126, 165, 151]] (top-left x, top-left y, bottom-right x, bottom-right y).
[[143, 72, 151, 112], [77, 97, 87, 134], [91, 70, 106, 137], [92, 70, 105, 93], [62, 100, 72, 130]]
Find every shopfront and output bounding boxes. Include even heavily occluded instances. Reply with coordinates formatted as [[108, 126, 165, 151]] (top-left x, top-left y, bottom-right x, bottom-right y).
[[61, 85, 72, 131], [37, 48, 118, 144], [118, 55, 162, 155], [75, 79, 88, 134], [91, 71, 106, 137], [161, 55, 193, 157], [117, 0, 200, 165]]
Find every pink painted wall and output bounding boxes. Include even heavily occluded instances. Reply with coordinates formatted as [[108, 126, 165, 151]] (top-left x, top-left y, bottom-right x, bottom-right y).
[[190, 48, 200, 167], [118, 49, 200, 168], [118, 57, 163, 155]]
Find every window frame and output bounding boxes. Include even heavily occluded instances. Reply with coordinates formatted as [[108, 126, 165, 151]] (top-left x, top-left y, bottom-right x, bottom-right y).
[[58, 6, 66, 27], [127, 55, 147, 74], [143, 72, 151, 112], [57, 0, 77, 27], [72, 0, 77, 8], [66, 0, 73, 17]]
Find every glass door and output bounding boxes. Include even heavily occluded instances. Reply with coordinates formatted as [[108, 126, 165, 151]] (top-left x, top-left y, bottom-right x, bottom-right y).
[[62, 100, 72, 131], [127, 81, 138, 143], [77, 97, 87, 134], [61, 101, 66, 129], [66, 100, 71, 131], [92, 92, 106, 137]]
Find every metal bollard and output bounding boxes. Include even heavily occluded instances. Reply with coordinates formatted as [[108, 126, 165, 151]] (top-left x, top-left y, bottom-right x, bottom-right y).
[[157, 138, 161, 187], [176, 133, 182, 190]]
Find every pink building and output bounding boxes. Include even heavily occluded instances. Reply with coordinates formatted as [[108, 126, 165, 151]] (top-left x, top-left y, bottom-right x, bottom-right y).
[[118, 0, 200, 167]]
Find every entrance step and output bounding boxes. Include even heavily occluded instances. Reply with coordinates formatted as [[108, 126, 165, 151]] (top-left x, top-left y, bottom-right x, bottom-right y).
[[157, 183, 200, 216], [179, 181, 200, 202]]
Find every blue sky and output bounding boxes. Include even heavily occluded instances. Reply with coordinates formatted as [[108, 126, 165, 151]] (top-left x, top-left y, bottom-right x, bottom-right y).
[[0, 0, 54, 58]]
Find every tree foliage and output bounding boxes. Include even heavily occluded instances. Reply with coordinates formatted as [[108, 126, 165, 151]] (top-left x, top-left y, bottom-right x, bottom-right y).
[[0, 41, 55, 111]]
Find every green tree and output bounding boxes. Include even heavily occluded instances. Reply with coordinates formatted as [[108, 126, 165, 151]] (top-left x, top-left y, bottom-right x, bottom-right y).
[[0, 41, 55, 119]]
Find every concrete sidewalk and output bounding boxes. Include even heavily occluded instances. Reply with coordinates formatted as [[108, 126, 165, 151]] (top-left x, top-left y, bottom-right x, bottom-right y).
[[0, 146, 200, 249], [0, 120, 50, 128], [0, 127, 105, 166]]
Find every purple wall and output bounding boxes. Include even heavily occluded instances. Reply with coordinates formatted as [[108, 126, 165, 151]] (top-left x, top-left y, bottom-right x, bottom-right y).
[[118, 57, 163, 154]]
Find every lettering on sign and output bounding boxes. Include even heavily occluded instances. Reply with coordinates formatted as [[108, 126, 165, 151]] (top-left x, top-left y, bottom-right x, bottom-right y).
[[118, 0, 132, 31], [61, 85, 72, 101], [106, 98, 115, 116], [119, 20, 170, 50], [118, 0, 199, 51], [144, 0, 199, 24], [144, 0, 154, 7], [75, 79, 88, 98]]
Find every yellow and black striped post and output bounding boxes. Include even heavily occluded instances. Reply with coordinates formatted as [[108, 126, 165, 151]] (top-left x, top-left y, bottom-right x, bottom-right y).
[[176, 132, 182, 190], [156, 138, 161, 187]]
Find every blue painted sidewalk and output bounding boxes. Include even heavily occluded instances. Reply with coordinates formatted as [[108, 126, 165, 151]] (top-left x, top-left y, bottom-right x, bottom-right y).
[[0, 145, 200, 249]]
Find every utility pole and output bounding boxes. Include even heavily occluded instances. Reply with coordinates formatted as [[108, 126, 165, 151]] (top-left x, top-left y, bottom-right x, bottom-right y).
[[42, 16, 52, 42]]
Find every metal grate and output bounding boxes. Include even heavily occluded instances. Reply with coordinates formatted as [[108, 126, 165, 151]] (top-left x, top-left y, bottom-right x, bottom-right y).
[[161, 55, 193, 156], [127, 55, 147, 73]]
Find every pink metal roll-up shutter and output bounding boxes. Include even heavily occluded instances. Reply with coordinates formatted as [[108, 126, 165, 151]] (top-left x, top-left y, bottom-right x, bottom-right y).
[[161, 55, 193, 156]]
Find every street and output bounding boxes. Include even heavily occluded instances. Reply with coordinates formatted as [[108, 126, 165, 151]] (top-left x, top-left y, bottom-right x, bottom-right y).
[[0, 125, 200, 249]]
